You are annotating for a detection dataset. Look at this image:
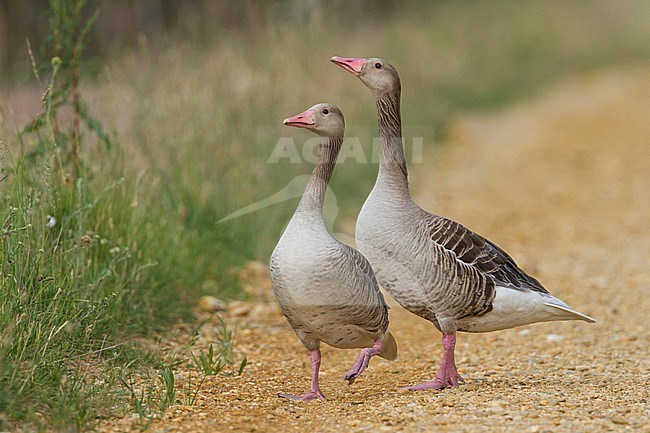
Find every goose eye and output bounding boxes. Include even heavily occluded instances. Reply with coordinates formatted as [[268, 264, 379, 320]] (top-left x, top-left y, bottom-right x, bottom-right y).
[[322, 108, 329, 115], [374, 62, 382, 69]]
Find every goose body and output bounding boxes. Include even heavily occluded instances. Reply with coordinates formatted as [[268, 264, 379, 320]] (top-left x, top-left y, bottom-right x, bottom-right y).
[[271, 213, 389, 350], [332, 56, 595, 390], [270, 103, 397, 401], [356, 197, 593, 334]]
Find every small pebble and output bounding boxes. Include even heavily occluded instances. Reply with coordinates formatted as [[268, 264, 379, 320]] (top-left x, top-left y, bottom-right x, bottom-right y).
[[198, 295, 226, 313], [611, 416, 629, 425], [228, 300, 254, 317]]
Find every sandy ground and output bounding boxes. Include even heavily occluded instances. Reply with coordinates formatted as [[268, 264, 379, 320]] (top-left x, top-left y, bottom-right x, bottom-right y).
[[102, 66, 649, 432]]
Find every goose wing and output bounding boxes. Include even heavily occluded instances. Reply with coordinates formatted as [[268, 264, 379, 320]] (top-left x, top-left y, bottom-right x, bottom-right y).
[[425, 215, 548, 294], [338, 242, 390, 332]]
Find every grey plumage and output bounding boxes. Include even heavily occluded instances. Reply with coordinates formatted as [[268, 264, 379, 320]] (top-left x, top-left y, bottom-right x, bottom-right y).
[[270, 224, 391, 351], [270, 104, 397, 400], [329, 57, 595, 337], [331, 56, 594, 389]]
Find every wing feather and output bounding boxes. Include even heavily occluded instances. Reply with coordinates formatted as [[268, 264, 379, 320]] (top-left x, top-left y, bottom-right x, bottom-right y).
[[425, 214, 548, 294]]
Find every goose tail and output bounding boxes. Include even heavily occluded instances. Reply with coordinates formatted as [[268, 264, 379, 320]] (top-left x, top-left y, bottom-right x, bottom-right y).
[[544, 302, 596, 323], [378, 330, 398, 361]]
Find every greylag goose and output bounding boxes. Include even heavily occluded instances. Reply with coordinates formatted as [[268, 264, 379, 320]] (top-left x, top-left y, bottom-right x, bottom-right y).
[[331, 56, 595, 390], [270, 103, 398, 401]]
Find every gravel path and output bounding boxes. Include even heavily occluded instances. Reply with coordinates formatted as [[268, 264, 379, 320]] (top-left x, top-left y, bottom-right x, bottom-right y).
[[102, 66, 649, 432]]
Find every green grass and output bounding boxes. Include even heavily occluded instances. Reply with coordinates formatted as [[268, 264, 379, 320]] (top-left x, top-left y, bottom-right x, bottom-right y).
[[1, 0, 650, 430]]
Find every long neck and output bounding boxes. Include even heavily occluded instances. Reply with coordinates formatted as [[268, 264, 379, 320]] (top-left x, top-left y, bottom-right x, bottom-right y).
[[296, 135, 341, 216], [375, 92, 410, 195]]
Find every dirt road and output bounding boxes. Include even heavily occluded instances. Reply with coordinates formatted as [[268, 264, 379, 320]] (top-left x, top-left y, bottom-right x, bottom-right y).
[[102, 66, 650, 432]]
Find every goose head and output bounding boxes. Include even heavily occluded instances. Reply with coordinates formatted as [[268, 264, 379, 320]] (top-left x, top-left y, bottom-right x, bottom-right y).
[[330, 56, 401, 98], [283, 103, 345, 138]]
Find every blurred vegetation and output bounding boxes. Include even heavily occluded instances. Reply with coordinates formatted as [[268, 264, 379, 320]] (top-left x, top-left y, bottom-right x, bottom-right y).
[[1, 0, 649, 430]]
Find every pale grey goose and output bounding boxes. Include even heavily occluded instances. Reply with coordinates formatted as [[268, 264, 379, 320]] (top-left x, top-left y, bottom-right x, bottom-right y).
[[270, 103, 397, 401], [331, 56, 595, 390]]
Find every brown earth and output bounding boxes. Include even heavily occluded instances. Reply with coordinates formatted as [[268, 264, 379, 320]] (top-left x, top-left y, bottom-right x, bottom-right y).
[[101, 66, 650, 432]]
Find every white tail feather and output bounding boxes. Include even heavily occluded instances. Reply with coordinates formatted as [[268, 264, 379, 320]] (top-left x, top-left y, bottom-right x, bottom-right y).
[[544, 302, 596, 323], [457, 287, 596, 332]]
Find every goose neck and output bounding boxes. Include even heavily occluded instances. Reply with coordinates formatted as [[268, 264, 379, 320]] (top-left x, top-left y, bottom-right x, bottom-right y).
[[296, 135, 342, 215], [375, 93, 409, 194]]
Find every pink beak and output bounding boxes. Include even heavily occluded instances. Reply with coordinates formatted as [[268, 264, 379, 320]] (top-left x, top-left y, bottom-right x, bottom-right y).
[[283, 109, 315, 128], [330, 56, 367, 76]]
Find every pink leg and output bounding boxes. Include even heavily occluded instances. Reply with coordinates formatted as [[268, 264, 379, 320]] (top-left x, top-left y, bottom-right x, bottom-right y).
[[405, 333, 465, 391], [278, 349, 326, 401], [344, 339, 383, 385]]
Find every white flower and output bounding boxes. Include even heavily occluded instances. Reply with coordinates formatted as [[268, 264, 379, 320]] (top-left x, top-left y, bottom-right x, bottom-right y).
[[46, 215, 57, 228]]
